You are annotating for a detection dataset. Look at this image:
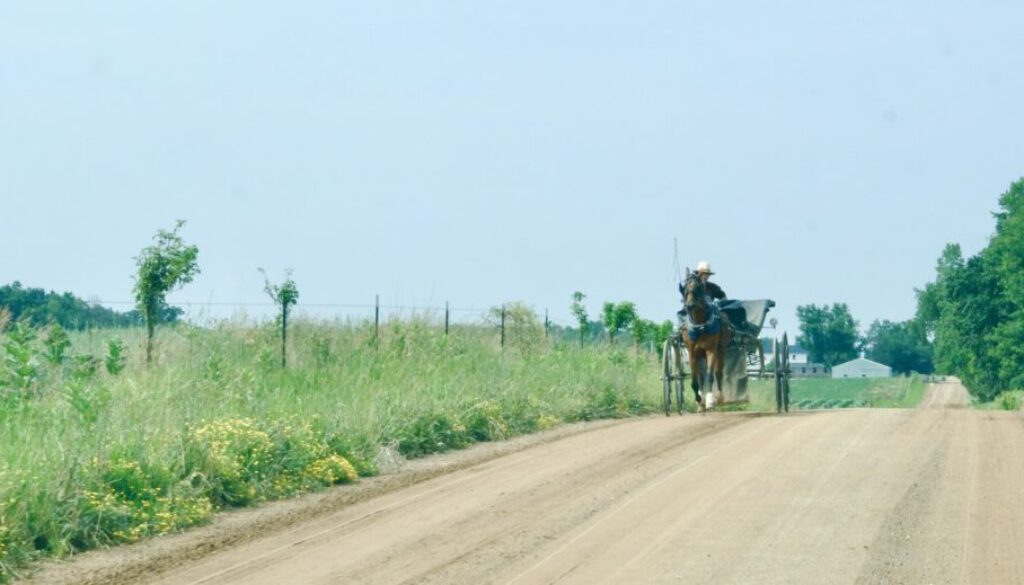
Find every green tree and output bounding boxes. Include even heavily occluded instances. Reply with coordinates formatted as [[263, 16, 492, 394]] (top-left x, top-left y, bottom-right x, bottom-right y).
[[601, 301, 637, 344], [985, 178, 1024, 393], [259, 268, 300, 368], [0, 281, 144, 329], [795, 303, 859, 368], [629, 318, 653, 353], [133, 220, 200, 364], [862, 319, 933, 375], [489, 302, 544, 353], [570, 291, 589, 347], [915, 178, 1024, 400]]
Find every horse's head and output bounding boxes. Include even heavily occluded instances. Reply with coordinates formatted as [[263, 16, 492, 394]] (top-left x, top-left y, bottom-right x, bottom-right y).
[[679, 268, 706, 315]]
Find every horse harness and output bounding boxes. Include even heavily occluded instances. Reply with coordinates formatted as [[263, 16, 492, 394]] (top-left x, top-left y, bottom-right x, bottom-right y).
[[685, 299, 722, 341]]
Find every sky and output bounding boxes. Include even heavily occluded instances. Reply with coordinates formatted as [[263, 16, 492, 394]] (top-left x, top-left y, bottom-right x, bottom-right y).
[[1, 1, 1022, 336]]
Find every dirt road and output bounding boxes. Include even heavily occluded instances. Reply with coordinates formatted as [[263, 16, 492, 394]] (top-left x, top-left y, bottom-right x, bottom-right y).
[[31, 380, 1024, 584]]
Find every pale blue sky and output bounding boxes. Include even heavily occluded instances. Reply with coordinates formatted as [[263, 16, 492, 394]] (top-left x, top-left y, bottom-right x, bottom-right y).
[[1, 1, 1021, 335]]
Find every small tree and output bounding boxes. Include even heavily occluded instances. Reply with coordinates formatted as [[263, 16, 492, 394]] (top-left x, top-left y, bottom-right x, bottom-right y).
[[133, 220, 200, 364], [653, 320, 675, 356], [259, 268, 299, 368], [602, 301, 637, 344], [629, 318, 655, 353], [488, 302, 543, 353], [3, 321, 39, 393], [570, 291, 589, 347], [105, 337, 126, 375], [42, 322, 71, 366]]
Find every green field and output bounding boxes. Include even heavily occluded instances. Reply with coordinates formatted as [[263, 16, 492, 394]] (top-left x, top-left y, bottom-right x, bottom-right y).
[[0, 319, 663, 581], [745, 375, 927, 410]]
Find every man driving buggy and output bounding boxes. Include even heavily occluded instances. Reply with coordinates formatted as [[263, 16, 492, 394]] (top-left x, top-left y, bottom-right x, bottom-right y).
[[696, 261, 726, 301]]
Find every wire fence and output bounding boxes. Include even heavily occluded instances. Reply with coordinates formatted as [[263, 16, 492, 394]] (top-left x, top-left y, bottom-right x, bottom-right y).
[[90, 296, 595, 348]]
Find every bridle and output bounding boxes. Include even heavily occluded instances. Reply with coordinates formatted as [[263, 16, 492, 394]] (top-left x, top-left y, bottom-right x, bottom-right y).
[[682, 272, 720, 338], [683, 273, 706, 316]]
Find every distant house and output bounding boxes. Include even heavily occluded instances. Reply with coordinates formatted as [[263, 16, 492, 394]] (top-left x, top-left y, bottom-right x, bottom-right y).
[[832, 357, 892, 379], [759, 338, 828, 378]]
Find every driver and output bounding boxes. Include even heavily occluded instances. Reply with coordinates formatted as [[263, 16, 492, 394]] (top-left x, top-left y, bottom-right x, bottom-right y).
[[696, 261, 727, 301]]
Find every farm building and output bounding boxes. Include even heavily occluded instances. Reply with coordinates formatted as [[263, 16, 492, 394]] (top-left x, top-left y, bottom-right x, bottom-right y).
[[759, 339, 828, 377], [831, 357, 892, 379]]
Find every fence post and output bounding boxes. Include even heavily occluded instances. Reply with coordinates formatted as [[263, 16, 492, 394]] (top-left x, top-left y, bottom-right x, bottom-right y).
[[500, 304, 506, 349], [445, 301, 450, 336], [544, 308, 549, 338], [374, 294, 380, 342]]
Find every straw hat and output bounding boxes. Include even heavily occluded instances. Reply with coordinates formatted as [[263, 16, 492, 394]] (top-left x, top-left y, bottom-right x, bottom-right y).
[[697, 261, 714, 275]]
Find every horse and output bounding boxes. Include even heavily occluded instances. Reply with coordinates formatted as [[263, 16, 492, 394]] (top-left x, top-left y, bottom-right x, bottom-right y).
[[679, 268, 732, 411]]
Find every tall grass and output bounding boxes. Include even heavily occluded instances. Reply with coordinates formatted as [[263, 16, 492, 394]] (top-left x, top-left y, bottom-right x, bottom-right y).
[[0, 317, 660, 580]]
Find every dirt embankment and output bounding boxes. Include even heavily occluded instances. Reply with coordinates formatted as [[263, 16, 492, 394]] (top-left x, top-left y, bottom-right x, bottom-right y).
[[22, 380, 1024, 585]]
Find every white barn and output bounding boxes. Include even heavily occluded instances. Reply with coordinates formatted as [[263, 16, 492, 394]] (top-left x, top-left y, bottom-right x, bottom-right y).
[[831, 357, 892, 379]]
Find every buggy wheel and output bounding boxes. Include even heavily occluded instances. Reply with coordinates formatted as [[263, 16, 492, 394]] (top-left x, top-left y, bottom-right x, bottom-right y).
[[774, 338, 782, 413], [673, 341, 685, 414], [781, 332, 791, 412], [662, 339, 674, 416]]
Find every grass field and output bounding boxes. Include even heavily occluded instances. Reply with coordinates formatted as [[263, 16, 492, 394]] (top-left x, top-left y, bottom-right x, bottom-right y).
[[0, 318, 664, 581], [745, 375, 927, 410], [0, 318, 936, 581]]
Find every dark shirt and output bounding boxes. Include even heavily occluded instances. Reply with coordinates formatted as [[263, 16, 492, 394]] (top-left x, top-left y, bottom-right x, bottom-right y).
[[705, 281, 726, 300]]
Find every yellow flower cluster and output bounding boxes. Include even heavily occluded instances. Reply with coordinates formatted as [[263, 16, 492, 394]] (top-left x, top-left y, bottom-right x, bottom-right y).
[[0, 518, 8, 557], [188, 416, 362, 504], [79, 457, 214, 545], [305, 454, 358, 485], [189, 418, 275, 484], [537, 415, 562, 430]]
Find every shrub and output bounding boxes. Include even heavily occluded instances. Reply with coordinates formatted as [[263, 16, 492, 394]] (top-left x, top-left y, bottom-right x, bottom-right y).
[[463, 400, 509, 442], [74, 456, 213, 548], [105, 338, 126, 375], [42, 324, 71, 367], [998, 391, 1021, 411], [185, 417, 368, 505], [3, 322, 39, 395], [304, 455, 358, 486], [396, 412, 470, 458], [186, 418, 276, 506]]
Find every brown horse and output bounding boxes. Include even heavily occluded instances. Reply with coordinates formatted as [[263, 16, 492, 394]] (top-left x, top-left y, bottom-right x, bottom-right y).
[[679, 268, 731, 411]]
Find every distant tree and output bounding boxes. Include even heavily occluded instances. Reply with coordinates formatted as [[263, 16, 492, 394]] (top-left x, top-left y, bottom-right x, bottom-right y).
[[629, 318, 652, 353], [862, 319, 933, 375], [795, 303, 859, 368], [570, 291, 589, 347], [133, 220, 199, 364], [653, 319, 675, 347], [601, 301, 637, 345], [489, 302, 544, 353], [259, 268, 299, 368], [0, 282, 143, 329]]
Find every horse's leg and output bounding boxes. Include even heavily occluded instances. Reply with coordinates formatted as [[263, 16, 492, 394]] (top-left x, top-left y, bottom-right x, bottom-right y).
[[688, 348, 702, 411], [713, 347, 725, 405], [706, 345, 721, 410]]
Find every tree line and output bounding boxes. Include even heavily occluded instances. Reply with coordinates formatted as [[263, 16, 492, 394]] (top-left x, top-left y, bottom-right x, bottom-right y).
[[795, 177, 1024, 402], [0, 281, 180, 330], [793, 303, 932, 376], [915, 178, 1024, 401]]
